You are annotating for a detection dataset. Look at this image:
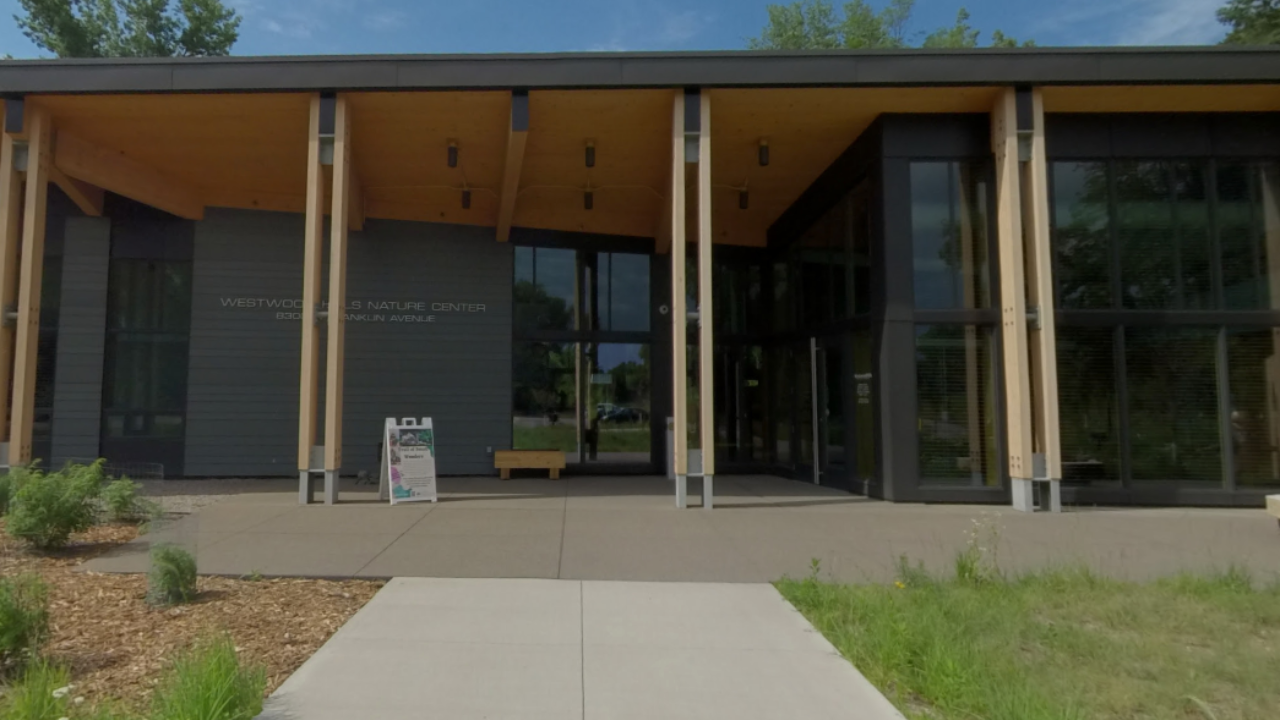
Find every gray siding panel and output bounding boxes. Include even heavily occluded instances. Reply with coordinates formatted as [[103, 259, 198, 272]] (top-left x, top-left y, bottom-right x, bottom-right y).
[[51, 217, 110, 465], [184, 208, 512, 478]]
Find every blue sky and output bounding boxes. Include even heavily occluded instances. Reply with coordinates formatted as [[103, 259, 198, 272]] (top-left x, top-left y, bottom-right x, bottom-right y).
[[0, 0, 1233, 58]]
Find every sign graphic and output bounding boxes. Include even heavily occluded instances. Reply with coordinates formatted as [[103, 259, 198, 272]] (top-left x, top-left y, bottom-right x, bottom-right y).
[[381, 417, 438, 505]]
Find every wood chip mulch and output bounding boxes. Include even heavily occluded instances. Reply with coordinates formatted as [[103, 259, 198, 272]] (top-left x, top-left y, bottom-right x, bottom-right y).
[[0, 520, 383, 710]]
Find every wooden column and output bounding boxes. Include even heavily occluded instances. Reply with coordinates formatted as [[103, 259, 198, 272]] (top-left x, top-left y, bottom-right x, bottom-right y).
[[992, 89, 1035, 507], [0, 103, 25, 453], [994, 87, 1062, 512], [9, 107, 51, 467], [670, 90, 689, 508], [1024, 89, 1062, 502], [696, 89, 715, 510], [323, 95, 353, 504], [496, 90, 529, 243], [298, 94, 326, 501]]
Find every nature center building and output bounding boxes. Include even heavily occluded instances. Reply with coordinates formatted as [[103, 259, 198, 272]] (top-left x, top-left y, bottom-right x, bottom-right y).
[[0, 47, 1278, 509]]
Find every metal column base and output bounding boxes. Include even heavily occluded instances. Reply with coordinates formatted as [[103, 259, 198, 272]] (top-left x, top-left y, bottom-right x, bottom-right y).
[[675, 474, 687, 509], [323, 470, 339, 506], [702, 474, 714, 510], [1011, 478, 1062, 513]]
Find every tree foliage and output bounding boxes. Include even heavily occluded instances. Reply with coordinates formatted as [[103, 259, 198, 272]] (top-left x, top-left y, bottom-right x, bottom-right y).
[[749, 0, 1032, 50], [1218, 0, 1280, 44], [16, 0, 241, 58]]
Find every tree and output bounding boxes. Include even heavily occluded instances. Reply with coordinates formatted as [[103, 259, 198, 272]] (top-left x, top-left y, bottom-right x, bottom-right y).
[[748, 0, 1032, 50], [16, 0, 241, 58], [1218, 0, 1280, 44]]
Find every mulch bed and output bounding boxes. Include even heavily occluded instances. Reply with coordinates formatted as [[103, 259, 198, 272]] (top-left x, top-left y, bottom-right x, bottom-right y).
[[0, 520, 383, 710]]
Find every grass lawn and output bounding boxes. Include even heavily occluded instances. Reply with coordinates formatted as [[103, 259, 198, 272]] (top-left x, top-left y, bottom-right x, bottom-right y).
[[778, 563, 1280, 720]]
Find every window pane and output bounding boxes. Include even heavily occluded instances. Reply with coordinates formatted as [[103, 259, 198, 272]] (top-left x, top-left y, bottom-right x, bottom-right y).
[[799, 212, 832, 326], [1174, 163, 1213, 309], [912, 162, 990, 310], [1125, 327, 1221, 483], [771, 261, 791, 332], [1219, 163, 1280, 310], [584, 343, 651, 463], [1226, 328, 1280, 487], [1053, 162, 1112, 309], [512, 341, 579, 453], [514, 248, 576, 331], [1056, 327, 1121, 483], [604, 253, 649, 332], [1117, 161, 1177, 309], [916, 325, 997, 485]]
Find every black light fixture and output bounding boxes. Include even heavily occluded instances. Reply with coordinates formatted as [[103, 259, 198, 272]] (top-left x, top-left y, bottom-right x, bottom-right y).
[[758, 139, 770, 167], [461, 189, 472, 210], [584, 190, 594, 211], [739, 189, 750, 210], [585, 140, 596, 168], [448, 141, 459, 169]]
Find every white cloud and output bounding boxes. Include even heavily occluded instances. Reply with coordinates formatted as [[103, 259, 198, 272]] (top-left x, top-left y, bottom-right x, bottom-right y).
[[364, 10, 409, 32], [1033, 0, 1226, 46]]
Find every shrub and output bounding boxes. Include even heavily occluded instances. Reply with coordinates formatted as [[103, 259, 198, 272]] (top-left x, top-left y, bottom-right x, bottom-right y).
[[0, 575, 49, 677], [0, 473, 10, 517], [148, 635, 266, 720], [0, 660, 69, 720], [5, 462, 104, 550], [148, 544, 198, 606], [101, 477, 160, 523]]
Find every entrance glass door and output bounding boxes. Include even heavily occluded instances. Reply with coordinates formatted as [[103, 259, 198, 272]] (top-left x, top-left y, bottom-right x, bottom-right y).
[[799, 333, 869, 492], [715, 345, 765, 464]]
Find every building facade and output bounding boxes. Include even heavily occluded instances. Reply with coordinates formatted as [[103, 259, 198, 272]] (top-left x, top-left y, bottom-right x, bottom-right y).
[[1, 49, 1278, 507]]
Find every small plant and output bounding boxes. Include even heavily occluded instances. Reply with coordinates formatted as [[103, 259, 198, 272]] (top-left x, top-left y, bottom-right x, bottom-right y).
[[5, 462, 104, 550], [0, 660, 70, 720], [100, 477, 160, 523], [955, 512, 1003, 585], [0, 466, 38, 518], [0, 575, 49, 677], [148, 544, 198, 606], [147, 635, 266, 720]]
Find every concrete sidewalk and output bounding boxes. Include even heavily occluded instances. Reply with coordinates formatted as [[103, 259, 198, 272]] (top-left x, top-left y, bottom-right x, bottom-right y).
[[85, 475, 1280, 583], [256, 578, 904, 720]]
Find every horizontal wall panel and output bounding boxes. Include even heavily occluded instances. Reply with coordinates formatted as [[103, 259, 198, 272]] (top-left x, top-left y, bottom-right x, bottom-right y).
[[51, 217, 110, 466], [184, 209, 513, 478]]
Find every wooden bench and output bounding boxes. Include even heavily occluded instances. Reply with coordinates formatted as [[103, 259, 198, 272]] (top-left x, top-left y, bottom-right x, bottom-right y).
[[495, 449, 566, 480], [1268, 495, 1280, 529]]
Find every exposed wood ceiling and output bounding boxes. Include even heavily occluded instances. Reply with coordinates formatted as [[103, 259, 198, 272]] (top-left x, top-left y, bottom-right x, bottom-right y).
[[31, 85, 1280, 249]]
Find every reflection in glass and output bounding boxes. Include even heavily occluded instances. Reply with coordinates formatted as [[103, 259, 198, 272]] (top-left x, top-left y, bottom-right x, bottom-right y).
[[1124, 327, 1221, 482], [714, 345, 764, 463], [1053, 162, 1111, 308], [1056, 327, 1121, 483], [1116, 161, 1212, 309], [582, 343, 652, 463], [852, 332, 876, 486], [512, 342, 579, 454], [514, 247, 577, 330], [770, 345, 792, 464], [1226, 328, 1280, 487], [911, 162, 991, 310], [595, 253, 650, 332], [916, 325, 997, 485], [1219, 163, 1280, 310]]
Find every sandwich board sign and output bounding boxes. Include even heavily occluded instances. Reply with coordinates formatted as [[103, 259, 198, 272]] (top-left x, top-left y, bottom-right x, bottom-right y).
[[380, 417, 438, 505]]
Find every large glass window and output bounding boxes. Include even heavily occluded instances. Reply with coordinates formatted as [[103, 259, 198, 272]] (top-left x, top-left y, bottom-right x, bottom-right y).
[[1124, 327, 1221, 483], [1056, 327, 1121, 483], [1053, 162, 1112, 308], [583, 343, 651, 463], [1116, 161, 1212, 310], [102, 259, 192, 439], [910, 162, 992, 311], [915, 324, 997, 485], [512, 341, 579, 454], [514, 246, 577, 331], [1218, 163, 1280, 310], [1226, 328, 1280, 487], [595, 253, 650, 332]]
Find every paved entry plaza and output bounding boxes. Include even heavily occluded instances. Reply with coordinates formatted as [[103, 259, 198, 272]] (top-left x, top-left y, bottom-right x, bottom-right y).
[[85, 475, 1280, 582]]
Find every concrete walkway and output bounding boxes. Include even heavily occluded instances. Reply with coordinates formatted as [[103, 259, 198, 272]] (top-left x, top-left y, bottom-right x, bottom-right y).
[[86, 475, 1280, 583], [257, 578, 904, 720]]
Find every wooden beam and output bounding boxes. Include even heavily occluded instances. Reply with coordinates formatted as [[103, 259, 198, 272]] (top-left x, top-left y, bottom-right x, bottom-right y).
[[0, 113, 25, 444], [47, 164, 103, 217], [324, 94, 353, 484], [496, 91, 529, 242], [8, 107, 51, 467], [670, 90, 689, 504], [299, 94, 325, 477], [1025, 89, 1062, 490], [54, 130, 203, 220], [696, 89, 715, 498], [991, 88, 1034, 493]]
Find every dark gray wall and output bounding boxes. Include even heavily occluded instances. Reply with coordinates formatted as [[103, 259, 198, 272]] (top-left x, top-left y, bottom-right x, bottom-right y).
[[50, 217, 110, 466], [184, 208, 512, 477]]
